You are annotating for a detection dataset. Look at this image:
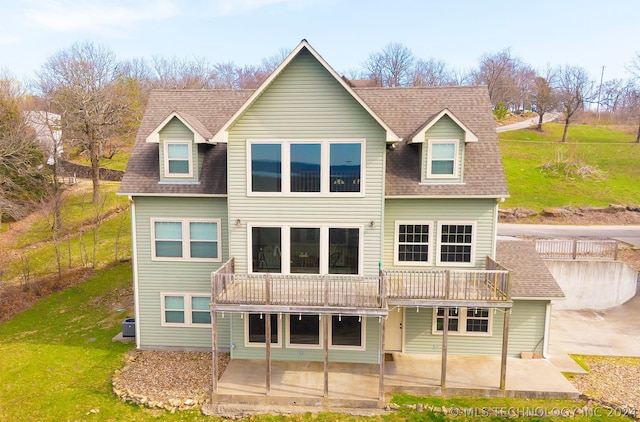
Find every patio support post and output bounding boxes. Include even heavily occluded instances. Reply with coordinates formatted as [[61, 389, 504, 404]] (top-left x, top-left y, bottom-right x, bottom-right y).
[[440, 307, 448, 388], [211, 274, 218, 397], [323, 314, 329, 398], [499, 307, 511, 390], [211, 309, 218, 396], [379, 314, 385, 401], [265, 275, 271, 396]]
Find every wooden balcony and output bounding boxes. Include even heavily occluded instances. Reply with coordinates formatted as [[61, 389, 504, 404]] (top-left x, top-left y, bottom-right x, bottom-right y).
[[211, 257, 512, 315]]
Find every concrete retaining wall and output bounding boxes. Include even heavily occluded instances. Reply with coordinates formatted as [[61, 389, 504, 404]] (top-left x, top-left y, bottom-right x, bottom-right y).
[[545, 260, 638, 310]]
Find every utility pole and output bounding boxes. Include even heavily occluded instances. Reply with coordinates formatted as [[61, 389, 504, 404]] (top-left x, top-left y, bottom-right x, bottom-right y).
[[596, 65, 605, 120]]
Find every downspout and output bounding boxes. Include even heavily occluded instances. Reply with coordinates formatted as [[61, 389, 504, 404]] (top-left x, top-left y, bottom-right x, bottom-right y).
[[542, 302, 552, 358], [129, 197, 141, 348]]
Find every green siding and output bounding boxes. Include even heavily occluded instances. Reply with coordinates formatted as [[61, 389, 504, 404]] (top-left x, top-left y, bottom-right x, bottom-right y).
[[506, 300, 548, 356], [384, 198, 497, 270], [227, 49, 386, 276], [229, 314, 380, 364], [422, 116, 465, 183], [402, 301, 547, 357], [159, 117, 199, 182], [133, 196, 229, 348]]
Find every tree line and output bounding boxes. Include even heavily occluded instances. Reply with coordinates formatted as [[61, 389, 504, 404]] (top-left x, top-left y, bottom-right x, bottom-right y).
[[1, 41, 640, 223]]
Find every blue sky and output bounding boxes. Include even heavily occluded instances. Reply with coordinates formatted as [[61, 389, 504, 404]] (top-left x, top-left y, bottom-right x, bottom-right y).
[[0, 0, 637, 84]]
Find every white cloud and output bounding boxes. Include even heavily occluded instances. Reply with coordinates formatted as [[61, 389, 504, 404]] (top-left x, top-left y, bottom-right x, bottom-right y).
[[0, 35, 20, 45], [208, 0, 315, 16], [24, 0, 179, 34]]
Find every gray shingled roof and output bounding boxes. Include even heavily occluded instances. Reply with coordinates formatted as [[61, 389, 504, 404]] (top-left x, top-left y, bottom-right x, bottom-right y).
[[354, 86, 508, 197], [120, 86, 509, 197], [496, 240, 565, 299]]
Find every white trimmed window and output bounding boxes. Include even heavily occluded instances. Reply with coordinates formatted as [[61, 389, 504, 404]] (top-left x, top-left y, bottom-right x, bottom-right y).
[[286, 314, 321, 349], [248, 139, 364, 195], [426, 139, 458, 178], [245, 313, 282, 347], [395, 221, 432, 265], [432, 307, 492, 335], [164, 141, 193, 178], [436, 222, 475, 266], [330, 315, 365, 350], [250, 225, 361, 275], [152, 219, 221, 261], [161, 293, 211, 326]]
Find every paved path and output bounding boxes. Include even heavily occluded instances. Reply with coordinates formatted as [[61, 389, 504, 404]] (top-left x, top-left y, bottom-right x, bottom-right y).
[[498, 223, 640, 247], [496, 112, 560, 132]]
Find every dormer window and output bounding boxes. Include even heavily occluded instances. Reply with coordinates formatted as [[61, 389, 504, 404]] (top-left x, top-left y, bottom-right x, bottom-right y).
[[164, 141, 193, 178], [426, 139, 459, 179]]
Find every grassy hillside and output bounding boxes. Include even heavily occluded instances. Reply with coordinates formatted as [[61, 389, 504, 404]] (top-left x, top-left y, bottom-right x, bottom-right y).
[[498, 123, 638, 210]]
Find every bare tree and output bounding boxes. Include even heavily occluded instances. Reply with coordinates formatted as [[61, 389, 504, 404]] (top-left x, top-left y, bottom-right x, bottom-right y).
[[530, 66, 558, 130], [364, 42, 415, 87], [0, 74, 50, 221], [556, 65, 593, 142], [627, 52, 640, 142], [37, 42, 140, 203], [470, 48, 532, 110], [150, 55, 214, 89], [412, 58, 456, 86]]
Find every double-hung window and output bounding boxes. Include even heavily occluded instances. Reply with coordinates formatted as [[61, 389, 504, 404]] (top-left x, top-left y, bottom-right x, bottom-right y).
[[433, 307, 491, 335], [426, 139, 458, 178], [249, 139, 364, 195], [164, 141, 193, 178], [245, 313, 281, 347], [395, 222, 432, 265], [152, 219, 221, 261], [161, 293, 211, 326], [437, 222, 475, 266]]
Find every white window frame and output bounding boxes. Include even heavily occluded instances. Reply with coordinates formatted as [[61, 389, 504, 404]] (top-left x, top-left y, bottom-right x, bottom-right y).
[[436, 221, 476, 267], [247, 224, 363, 275], [160, 293, 211, 327], [151, 218, 222, 262], [328, 315, 366, 350], [163, 140, 193, 178], [394, 221, 433, 266], [426, 139, 459, 179], [431, 307, 492, 336], [286, 314, 323, 349], [246, 139, 366, 197], [244, 313, 283, 348]]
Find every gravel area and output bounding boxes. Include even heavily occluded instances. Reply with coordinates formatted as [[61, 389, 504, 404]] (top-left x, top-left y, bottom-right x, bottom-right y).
[[568, 356, 640, 418], [112, 350, 229, 411]]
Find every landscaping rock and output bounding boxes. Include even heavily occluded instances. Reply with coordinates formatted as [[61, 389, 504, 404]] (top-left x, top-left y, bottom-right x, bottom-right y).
[[605, 204, 627, 213]]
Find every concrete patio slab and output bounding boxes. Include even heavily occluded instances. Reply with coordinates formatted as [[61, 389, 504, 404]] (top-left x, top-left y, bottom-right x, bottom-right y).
[[213, 354, 579, 408]]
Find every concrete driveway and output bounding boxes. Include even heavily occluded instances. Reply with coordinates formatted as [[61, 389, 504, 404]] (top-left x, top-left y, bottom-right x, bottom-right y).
[[549, 295, 640, 364]]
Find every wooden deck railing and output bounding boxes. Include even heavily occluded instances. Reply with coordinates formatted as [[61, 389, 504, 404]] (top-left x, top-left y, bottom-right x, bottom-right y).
[[535, 239, 618, 260], [212, 258, 511, 312]]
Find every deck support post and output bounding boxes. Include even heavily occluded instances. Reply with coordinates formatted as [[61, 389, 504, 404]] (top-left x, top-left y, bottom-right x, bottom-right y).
[[211, 310, 218, 396], [379, 315, 385, 401], [265, 276, 271, 396], [499, 307, 511, 390], [440, 306, 448, 388], [323, 314, 329, 398]]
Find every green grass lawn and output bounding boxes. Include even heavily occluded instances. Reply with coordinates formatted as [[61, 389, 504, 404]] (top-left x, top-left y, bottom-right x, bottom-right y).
[[499, 123, 639, 210]]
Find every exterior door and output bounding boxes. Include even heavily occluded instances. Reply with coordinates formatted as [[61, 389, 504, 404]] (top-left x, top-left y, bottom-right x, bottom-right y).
[[385, 307, 403, 352]]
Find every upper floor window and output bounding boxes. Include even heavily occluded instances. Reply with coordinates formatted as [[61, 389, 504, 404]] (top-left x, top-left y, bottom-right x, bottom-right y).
[[152, 218, 221, 261], [249, 139, 364, 195], [426, 139, 458, 179], [395, 222, 432, 265], [437, 222, 475, 266], [164, 141, 193, 178]]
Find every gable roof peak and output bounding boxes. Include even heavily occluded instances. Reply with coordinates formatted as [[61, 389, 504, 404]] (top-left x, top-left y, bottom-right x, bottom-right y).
[[209, 39, 400, 144]]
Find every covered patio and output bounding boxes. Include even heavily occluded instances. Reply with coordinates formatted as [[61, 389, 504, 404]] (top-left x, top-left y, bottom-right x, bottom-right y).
[[211, 354, 579, 408]]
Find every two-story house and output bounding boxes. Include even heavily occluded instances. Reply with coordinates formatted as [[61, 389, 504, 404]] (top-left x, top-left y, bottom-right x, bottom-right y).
[[118, 40, 564, 400]]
